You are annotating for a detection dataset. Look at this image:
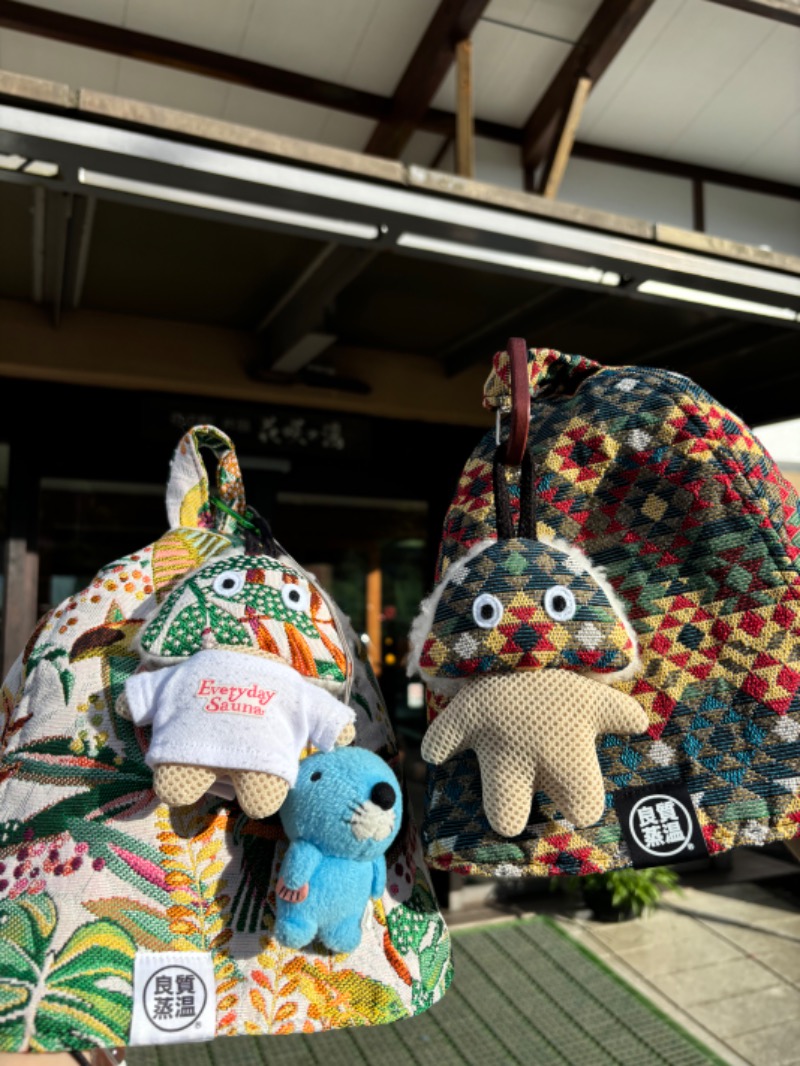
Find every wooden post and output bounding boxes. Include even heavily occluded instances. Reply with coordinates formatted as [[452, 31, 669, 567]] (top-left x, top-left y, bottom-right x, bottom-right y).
[[366, 548, 382, 677], [1, 449, 40, 679], [455, 38, 474, 179], [692, 178, 706, 232], [539, 75, 592, 199]]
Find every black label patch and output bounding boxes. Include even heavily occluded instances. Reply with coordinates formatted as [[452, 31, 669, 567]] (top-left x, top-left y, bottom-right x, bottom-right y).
[[614, 782, 708, 867]]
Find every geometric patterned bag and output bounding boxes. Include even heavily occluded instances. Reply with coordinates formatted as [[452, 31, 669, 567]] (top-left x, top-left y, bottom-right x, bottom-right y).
[[411, 343, 800, 880], [0, 424, 451, 1053]]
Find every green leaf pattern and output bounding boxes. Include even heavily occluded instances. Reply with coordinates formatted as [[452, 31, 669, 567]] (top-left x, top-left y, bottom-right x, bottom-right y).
[[0, 526, 451, 1049], [0, 894, 135, 1051]]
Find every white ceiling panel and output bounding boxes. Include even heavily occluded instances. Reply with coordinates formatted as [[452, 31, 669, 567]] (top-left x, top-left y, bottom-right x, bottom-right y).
[[432, 18, 570, 126], [559, 156, 693, 228], [482, 0, 598, 43], [0, 28, 120, 89], [742, 112, 800, 187], [124, 0, 255, 56], [116, 58, 231, 118], [704, 184, 800, 256], [14, 0, 127, 24], [239, 0, 379, 86], [400, 130, 448, 169], [335, 0, 436, 95], [314, 110, 377, 152], [476, 136, 525, 190], [665, 23, 800, 179], [579, 0, 776, 156], [223, 83, 332, 142]]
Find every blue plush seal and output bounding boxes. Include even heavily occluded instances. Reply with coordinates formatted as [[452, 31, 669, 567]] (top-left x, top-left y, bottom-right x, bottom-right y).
[[274, 746, 403, 954]]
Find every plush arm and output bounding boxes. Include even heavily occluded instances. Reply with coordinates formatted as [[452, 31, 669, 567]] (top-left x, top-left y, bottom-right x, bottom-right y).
[[281, 839, 322, 890], [306, 688, 356, 753], [370, 856, 387, 900], [122, 668, 170, 727]]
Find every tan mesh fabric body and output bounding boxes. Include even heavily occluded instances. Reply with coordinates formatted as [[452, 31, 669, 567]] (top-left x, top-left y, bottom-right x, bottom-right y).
[[421, 671, 647, 837]]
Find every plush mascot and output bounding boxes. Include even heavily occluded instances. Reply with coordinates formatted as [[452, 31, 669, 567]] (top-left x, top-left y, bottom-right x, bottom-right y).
[[275, 746, 403, 954], [117, 549, 355, 817]]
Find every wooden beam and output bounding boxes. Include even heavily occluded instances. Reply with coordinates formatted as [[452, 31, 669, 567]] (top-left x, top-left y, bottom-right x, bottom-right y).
[[539, 76, 592, 199], [363, 0, 491, 159], [703, 0, 800, 27], [251, 244, 377, 378], [521, 0, 655, 171], [455, 39, 475, 178]]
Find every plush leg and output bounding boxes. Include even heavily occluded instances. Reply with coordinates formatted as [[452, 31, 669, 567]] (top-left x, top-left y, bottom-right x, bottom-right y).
[[153, 763, 217, 806], [275, 909, 317, 950], [335, 723, 356, 746], [232, 771, 289, 819], [320, 913, 363, 955]]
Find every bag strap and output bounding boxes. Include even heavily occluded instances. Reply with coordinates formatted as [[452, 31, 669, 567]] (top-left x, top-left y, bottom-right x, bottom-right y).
[[493, 443, 536, 540], [499, 337, 531, 467], [165, 425, 248, 536]]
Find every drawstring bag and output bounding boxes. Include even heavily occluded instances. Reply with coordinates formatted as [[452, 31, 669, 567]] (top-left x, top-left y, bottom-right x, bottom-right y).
[[0, 425, 452, 1054], [408, 341, 800, 879]]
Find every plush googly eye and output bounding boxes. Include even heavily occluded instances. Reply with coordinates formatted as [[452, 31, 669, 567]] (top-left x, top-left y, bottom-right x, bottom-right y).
[[310, 771, 322, 781], [281, 584, 311, 612], [544, 585, 576, 621], [472, 593, 504, 629], [212, 570, 245, 597]]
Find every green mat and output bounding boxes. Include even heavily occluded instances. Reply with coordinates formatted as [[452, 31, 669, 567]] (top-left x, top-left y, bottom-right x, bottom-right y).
[[128, 916, 725, 1066]]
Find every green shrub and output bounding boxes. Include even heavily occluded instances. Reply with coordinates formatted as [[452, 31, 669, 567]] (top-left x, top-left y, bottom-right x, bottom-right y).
[[556, 866, 681, 920]]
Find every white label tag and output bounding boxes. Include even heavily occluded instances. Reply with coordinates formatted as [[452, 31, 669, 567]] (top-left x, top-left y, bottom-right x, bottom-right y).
[[129, 952, 216, 1046]]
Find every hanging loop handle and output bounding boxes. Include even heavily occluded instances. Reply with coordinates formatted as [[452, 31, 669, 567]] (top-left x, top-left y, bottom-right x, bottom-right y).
[[500, 337, 531, 467], [166, 424, 246, 535], [492, 444, 536, 541]]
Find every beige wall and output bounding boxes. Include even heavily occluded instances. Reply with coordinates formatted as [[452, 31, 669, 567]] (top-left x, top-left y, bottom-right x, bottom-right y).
[[0, 299, 493, 429]]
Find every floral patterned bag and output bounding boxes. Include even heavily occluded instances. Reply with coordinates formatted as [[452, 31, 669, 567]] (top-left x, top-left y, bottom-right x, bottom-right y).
[[0, 425, 452, 1054]]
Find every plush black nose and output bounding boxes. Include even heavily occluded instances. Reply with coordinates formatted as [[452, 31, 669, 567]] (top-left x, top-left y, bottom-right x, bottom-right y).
[[370, 782, 396, 810]]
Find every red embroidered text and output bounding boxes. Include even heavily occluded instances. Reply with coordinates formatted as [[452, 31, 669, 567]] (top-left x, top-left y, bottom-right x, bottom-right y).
[[196, 678, 276, 716]]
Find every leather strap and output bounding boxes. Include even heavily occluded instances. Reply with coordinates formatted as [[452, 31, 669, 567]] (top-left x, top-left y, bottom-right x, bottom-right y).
[[502, 337, 531, 467]]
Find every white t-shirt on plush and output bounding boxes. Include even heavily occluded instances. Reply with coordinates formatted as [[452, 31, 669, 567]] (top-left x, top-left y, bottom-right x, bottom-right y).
[[125, 649, 355, 783]]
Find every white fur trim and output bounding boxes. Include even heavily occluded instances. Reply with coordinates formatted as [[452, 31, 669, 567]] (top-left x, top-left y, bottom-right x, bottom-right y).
[[406, 539, 495, 691]]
